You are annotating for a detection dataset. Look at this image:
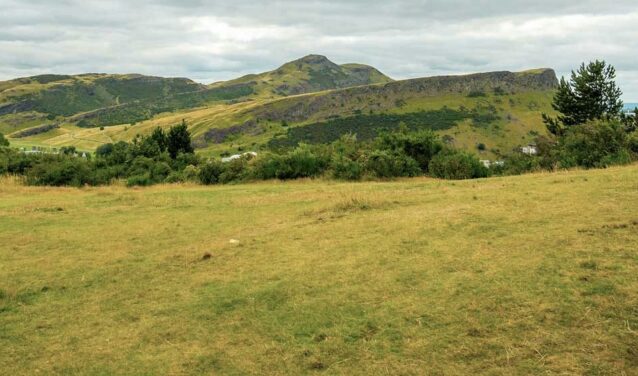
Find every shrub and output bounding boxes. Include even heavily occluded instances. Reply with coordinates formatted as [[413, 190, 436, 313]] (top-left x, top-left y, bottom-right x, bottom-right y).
[[219, 157, 250, 183], [95, 143, 114, 157], [500, 153, 540, 175], [27, 157, 93, 187], [364, 150, 421, 178], [628, 132, 638, 155], [253, 145, 330, 180], [0, 132, 9, 147], [376, 130, 443, 172], [330, 134, 364, 180], [198, 160, 224, 185], [557, 121, 630, 168], [331, 156, 364, 180], [429, 150, 489, 180]]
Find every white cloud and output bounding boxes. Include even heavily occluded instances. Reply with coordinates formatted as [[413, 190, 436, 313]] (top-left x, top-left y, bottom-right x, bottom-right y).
[[0, 0, 636, 99]]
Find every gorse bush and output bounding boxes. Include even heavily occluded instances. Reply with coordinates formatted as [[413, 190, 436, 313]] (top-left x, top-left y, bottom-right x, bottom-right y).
[[557, 121, 631, 168], [364, 150, 421, 178], [253, 145, 330, 180], [429, 150, 489, 180]]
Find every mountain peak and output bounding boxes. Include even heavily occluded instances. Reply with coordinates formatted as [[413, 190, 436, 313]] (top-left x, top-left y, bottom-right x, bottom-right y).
[[297, 54, 331, 64]]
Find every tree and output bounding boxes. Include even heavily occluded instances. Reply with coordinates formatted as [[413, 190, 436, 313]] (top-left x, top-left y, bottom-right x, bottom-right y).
[[167, 120, 194, 159], [0, 132, 9, 147], [150, 127, 168, 152], [543, 60, 623, 135]]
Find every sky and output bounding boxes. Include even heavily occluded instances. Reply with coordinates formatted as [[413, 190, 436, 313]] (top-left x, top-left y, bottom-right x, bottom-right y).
[[1, 0, 637, 100]]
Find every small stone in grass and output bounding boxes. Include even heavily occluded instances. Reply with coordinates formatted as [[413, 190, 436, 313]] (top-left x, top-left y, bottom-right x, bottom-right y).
[[229, 239, 240, 245]]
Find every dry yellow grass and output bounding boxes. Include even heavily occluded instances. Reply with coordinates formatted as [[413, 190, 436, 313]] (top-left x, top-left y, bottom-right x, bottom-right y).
[[1, 166, 637, 375]]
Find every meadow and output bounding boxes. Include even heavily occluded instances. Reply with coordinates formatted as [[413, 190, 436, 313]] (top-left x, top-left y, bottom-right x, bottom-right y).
[[1, 165, 637, 375]]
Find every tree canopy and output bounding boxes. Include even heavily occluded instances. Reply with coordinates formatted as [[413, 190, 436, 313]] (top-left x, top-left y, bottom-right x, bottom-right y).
[[543, 60, 623, 135]]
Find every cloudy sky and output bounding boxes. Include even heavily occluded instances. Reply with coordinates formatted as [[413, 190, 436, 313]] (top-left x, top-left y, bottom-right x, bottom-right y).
[[1, 0, 637, 100]]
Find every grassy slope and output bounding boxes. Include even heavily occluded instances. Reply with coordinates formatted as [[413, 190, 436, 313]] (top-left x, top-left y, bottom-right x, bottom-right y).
[[210, 55, 393, 100], [1, 165, 637, 374], [5, 69, 556, 158]]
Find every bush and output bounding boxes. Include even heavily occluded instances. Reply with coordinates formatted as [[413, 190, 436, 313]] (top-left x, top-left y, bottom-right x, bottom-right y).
[[198, 160, 224, 185], [331, 156, 364, 180], [219, 157, 250, 183], [253, 145, 330, 180], [628, 132, 638, 155], [558, 121, 630, 168], [429, 150, 489, 180], [27, 157, 93, 187], [0, 132, 9, 147], [376, 130, 443, 172], [364, 150, 421, 178], [500, 153, 540, 175], [95, 143, 114, 157]]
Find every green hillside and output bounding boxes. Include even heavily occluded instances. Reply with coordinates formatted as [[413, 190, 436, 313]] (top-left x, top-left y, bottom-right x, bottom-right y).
[[1, 55, 393, 133], [3, 60, 557, 158], [213, 54, 393, 98], [0, 74, 205, 117]]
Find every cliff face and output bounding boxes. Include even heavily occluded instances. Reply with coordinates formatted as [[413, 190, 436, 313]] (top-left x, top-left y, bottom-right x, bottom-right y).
[[250, 69, 558, 123]]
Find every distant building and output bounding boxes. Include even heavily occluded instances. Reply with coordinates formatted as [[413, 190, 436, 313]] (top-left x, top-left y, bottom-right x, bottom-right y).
[[521, 145, 538, 155], [221, 152, 258, 163], [480, 160, 505, 168]]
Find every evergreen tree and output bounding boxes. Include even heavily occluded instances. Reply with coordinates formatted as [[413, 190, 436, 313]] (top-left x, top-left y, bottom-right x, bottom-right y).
[[543, 60, 623, 135], [167, 120, 194, 159], [150, 127, 168, 152]]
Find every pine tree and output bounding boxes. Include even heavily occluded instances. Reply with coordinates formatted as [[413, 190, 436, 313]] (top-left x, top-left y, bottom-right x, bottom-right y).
[[167, 120, 194, 159], [543, 60, 623, 135]]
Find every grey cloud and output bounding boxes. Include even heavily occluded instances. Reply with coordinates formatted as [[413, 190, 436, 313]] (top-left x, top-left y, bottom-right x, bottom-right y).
[[0, 0, 636, 99]]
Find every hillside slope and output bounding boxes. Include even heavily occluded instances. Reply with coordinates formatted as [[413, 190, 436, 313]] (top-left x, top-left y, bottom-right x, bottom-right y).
[[5, 64, 558, 158], [212, 54, 393, 98], [1, 165, 637, 374], [0, 55, 392, 134], [0, 74, 204, 118]]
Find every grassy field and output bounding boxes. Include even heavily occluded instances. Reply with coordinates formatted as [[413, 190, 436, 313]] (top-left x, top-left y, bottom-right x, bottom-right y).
[[1, 166, 637, 375]]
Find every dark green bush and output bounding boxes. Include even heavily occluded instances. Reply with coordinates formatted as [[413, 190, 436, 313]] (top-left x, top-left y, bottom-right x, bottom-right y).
[[198, 160, 225, 185], [376, 130, 443, 172], [557, 121, 630, 168], [26, 157, 93, 187], [429, 150, 489, 180], [219, 157, 250, 184], [364, 150, 421, 178], [0, 132, 9, 147], [253, 146, 330, 180]]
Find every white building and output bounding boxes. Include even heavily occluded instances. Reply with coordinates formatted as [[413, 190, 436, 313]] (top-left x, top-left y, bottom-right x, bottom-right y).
[[521, 145, 538, 155], [221, 152, 258, 163]]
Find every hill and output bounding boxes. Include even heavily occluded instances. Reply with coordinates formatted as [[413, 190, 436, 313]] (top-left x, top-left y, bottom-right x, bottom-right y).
[[2, 58, 558, 158], [212, 54, 393, 98], [0, 74, 205, 136], [0, 55, 392, 134], [1, 165, 637, 374]]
